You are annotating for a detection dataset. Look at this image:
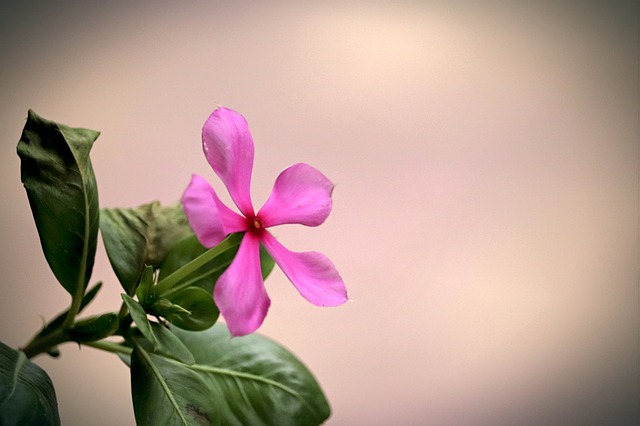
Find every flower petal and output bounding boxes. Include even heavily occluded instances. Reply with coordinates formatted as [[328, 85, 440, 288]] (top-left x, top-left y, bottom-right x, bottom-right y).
[[258, 163, 334, 227], [202, 107, 255, 216], [181, 174, 247, 248], [214, 233, 270, 336], [261, 232, 347, 306]]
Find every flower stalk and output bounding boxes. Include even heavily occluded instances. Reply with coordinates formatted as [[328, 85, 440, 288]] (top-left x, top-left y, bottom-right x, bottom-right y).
[[154, 233, 242, 298]]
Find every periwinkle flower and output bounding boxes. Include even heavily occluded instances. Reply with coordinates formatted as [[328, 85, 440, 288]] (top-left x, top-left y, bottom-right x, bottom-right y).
[[181, 107, 348, 336]]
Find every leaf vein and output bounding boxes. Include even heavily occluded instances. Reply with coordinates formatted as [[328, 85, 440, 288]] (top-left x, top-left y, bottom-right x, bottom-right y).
[[134, 345, 190, 426], [184, 362, 311, 408]]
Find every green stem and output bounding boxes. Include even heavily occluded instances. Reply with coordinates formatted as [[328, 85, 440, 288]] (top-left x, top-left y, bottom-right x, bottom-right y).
[[21, 328, 68, 359], [21, 234, 242, 359], [61, 291, 83, 331], [83, 340, 132, 356], [154, 233, 241, 297]]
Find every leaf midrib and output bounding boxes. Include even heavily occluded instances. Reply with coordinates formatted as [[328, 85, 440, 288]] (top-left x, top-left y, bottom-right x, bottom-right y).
[[135, 345, 190, 425], [2, 351, 27, 404], [174, 358, 318, 415], [62, 153, 94, 328], [77, 166, 92, 298]]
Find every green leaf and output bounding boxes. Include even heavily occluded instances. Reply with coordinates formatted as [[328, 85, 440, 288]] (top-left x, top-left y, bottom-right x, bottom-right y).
[[121, 294, 158, 348], [136, 266, 155, 306], [122, 294, 193, 364], [130, 324, 331, 426], [0, 341, 60, 425], [100, 202, 192, 293], [259, 243, 276, 281], [154, 287, 218, 331], [69, 313, 119, 342], [133, 324, 194, 365], [130, 344, 207, 426], [17, 110, 100, 296]]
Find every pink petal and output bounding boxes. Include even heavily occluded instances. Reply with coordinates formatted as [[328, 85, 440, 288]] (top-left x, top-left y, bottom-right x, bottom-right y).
[[214, 233, 271, 336], [258, 163, 334, 227], [202, 107, 255, 217], [261, 232, 347, 306], [181, 174, 247, 248]]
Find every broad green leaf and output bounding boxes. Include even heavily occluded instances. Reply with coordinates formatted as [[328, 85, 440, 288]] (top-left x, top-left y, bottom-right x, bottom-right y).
[[100, 202, 192, 293], [17, 110, 100, 296], [131, 344, 208, 426], [133, 324, 194, 365], [154, 287, 218, 331], [0, 341, 60, 425], [130, 324, 331, 426]]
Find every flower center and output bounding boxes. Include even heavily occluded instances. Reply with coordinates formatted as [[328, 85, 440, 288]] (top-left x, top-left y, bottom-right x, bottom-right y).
[[247, 215, 265, 235]]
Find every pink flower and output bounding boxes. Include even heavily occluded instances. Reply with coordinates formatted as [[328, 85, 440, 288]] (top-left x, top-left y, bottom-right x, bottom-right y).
[[181, 107, 348, 336]]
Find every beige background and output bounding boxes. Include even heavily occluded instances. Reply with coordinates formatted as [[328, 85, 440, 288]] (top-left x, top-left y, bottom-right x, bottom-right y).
[[0, 1, 637, 425]]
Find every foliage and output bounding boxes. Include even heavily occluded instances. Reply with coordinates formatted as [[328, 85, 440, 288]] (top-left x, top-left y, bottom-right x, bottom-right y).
[[2, 111, 333, 425]]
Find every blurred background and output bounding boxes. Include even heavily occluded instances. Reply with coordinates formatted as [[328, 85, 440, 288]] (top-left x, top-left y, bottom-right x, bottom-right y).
[[0, 1, 637, 424]]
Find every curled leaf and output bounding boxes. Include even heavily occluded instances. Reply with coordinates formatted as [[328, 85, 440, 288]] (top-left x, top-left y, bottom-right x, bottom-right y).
[[17, 110, 100, 296]]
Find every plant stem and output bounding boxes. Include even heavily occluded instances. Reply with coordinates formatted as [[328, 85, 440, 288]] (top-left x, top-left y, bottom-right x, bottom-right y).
[[21, 328, 68, 359], [61, 292, 82, 331], [21, 235, 242, 359], [83, 340, 132, 356]]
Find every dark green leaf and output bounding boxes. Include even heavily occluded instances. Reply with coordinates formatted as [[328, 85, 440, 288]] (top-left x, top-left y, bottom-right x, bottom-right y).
[[114, 340, 134, 367], [69, 313, 119, 342], [130, 324, 331, 426], [100, 201, 192, 293], [259, 243, 276, 281], [133, 324, 194, 365], [136, 266, 155, 306], [155, 287, 218, 331], [131, 344, 208, 426], [122, 294, 193, 364], [117, 352, 132, 367], [121, 294, 158, 348], [17, 110, 100, 296], [0, 341, 60, 425], [152, 298, 192, 317]]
